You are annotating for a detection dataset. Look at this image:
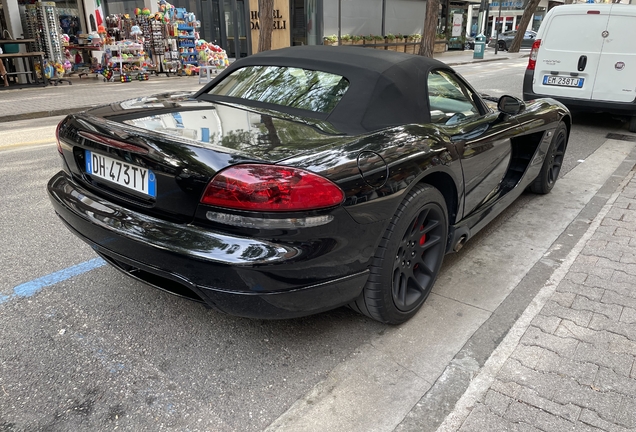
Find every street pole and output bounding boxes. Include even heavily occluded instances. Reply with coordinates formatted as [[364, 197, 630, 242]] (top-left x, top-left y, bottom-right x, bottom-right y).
[[338, 0, 342, 44], [494, 0, 502, 54], [476, 0, 486, 35]]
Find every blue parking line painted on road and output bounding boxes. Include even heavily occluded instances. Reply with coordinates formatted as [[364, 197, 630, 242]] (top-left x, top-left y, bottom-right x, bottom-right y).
[[0, 258, 106, 305]]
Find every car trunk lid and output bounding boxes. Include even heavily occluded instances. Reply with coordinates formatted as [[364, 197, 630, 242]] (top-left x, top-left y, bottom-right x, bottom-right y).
[[57, 93, 345, 222]]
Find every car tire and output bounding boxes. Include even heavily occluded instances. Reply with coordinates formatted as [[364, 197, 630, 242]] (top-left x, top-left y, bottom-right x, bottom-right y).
[[629, 115, 636, 133], [498, 41, 506, 51], [349, 184, 448, 324], [530, 122, 568, 194]]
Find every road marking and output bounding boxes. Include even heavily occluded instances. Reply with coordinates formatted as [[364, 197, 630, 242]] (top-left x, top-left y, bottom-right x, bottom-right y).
[[0, 140, 55, 150], [0, 258, 106, 305]]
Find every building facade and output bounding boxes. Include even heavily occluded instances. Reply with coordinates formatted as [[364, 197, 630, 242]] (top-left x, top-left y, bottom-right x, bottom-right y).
[[1, 0, 634, 59]]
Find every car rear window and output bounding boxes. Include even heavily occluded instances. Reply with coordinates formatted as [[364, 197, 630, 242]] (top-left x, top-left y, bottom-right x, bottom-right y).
[[207, 66, 350, 114]]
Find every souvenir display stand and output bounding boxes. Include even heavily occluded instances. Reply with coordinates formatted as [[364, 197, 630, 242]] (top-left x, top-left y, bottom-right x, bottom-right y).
[[176, 24, 197, 67], [23, 2, 71, 85], [103, 42, 148, 82], [24, 2, 64, 62], [137, 15, 172, 76]]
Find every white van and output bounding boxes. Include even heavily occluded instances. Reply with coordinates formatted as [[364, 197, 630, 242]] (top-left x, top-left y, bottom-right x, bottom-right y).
[[523, 4, 636, 132]]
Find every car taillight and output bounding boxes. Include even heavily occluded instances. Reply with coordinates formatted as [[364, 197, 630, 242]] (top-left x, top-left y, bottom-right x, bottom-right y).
[[527, 39, 541, 71], [55, 121, 63, 154], [201, 164, 344, 211]]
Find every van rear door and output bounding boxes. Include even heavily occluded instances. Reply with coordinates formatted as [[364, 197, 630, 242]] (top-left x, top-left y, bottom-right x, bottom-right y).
[[533, 7, 610, 100], [590, 5, 636, 103]]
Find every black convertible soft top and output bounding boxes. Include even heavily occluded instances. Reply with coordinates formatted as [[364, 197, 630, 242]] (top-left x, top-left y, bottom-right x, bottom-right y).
[[195, 45, 451, 134]]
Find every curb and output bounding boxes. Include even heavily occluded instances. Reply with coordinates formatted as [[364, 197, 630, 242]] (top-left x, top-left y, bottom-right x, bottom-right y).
[[0, 107, 94, 123], [446, 56, 509, 66]]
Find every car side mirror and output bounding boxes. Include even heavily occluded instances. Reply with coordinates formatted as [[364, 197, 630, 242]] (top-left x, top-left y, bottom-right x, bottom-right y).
[[497, 95, 525, 115]]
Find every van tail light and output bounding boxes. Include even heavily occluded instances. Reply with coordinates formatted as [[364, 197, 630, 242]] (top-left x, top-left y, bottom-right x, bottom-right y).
[[55, 121, 63, 154], [527, 39, 542, 71], [200, 164, 344, 212]]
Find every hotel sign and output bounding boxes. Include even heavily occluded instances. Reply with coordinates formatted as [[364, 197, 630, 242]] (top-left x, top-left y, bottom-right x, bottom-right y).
[[249, 0, 291, 53]]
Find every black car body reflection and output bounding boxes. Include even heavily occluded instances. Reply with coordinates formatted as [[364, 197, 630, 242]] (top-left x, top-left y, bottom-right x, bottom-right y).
[[48, 46, 571, 324]]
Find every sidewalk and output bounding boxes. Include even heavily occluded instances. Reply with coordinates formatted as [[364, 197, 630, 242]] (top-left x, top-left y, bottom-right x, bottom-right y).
[[0, 48, 525, 123], [435, 162, 636, 432]]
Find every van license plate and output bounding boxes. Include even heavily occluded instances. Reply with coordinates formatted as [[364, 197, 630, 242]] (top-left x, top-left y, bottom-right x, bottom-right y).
[[543, 76, 584, 88], [85, 150, 157, 197]]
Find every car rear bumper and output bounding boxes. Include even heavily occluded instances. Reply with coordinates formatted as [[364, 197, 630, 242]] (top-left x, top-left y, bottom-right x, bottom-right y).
[[47, 171, 369, 319], [523, 70, 636, 116]]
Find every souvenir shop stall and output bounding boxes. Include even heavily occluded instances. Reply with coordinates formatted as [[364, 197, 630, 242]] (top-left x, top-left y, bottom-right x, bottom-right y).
[[94, 1, 230, 83], [10, 0, 229, 86]]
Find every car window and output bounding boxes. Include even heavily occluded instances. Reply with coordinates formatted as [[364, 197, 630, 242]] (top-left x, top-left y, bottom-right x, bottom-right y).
[[427, 70, 480, 126], [207, 66, 350, 114]]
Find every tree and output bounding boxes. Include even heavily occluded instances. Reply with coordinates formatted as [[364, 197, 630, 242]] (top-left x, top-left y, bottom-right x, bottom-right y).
[[507, 0, 541, 53], [258, 0, 274, 53], [419, 0, 440, 57]]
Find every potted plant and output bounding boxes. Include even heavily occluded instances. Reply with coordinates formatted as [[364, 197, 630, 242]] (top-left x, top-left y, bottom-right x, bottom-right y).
[[341, 34, 352, 45], [385, 33, 397, 51], [434, 32, 447, 53], [352, 35, 363, 45], [373, 34, 385, 50], [407, 34, 421, 54], [395, 33, 405, 52], [323, 35, 338, 46], [363, 34, 374, 48]]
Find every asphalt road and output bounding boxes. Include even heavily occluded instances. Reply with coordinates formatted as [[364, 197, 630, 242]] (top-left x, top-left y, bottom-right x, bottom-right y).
[[0, 57, 631, 431]]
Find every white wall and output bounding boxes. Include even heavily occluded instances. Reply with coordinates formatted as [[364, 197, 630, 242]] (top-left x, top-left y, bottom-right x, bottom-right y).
[[322, 0, 424, 39], [323, 0, 383, 37], [385, 0, 425, 36]]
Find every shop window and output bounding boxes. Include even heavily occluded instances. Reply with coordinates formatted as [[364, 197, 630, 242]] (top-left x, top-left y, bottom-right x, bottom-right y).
[[102, 0, 145, 16]]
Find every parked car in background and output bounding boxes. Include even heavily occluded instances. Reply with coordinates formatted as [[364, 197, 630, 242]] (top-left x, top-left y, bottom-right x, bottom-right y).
[[48, 46, 571, 324], [523, 3, 636, 132], [448, 35, 475, 50], [489, 30, 537, 51]]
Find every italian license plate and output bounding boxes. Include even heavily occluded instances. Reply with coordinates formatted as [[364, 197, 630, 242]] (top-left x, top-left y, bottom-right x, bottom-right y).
[[543, 75, 584, 88], [85, 150, 156, 197]]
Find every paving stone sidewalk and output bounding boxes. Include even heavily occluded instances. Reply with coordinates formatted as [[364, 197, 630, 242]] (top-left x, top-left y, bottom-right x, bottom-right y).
[[443, 169, 636, 432]]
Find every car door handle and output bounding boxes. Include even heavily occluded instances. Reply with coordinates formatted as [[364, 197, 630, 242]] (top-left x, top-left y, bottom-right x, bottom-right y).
[[578, 55, 587, 72]]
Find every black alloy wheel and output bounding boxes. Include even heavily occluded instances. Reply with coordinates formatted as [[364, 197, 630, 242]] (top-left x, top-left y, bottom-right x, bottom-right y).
[[349, 184, 448, 324], [464, 42, 472, 50], [531, 121, 568, 194], [498, 40, 506, 51]]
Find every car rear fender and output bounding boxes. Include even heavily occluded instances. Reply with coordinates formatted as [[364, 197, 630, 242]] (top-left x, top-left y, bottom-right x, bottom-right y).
[[282, 125, 463, 225]]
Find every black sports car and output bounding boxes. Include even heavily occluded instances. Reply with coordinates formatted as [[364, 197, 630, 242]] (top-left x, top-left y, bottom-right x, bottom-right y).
[[48, 46, 571, 324]]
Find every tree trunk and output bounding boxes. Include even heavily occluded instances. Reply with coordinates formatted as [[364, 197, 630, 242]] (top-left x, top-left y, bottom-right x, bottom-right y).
[[419, 0, 439, 57], [258, 0, 274, 53], [507, 0, 540, 53]]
